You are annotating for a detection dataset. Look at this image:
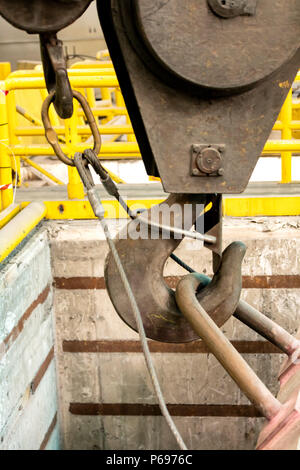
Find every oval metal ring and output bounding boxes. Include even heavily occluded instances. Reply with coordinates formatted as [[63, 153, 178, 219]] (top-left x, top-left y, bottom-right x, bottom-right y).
[[41, 89, 102, 166]]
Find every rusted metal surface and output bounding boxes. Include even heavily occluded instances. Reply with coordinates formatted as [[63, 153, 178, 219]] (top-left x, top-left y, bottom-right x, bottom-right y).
[[69, 402, 263, 418], [190, 145, 224, 178], [242, 275, 300, 289], [131, 0, 290, 92], [175, 274, 283, 420], [207, 0, 258, 19], [0, 0, 92, 33], [53, 274, 300, 290], [62, 339, 282, 354], [39, 413, 58, 451], [105, 194, 205, 343], [40, 33, 74, 119], [54, 276, 107, 290], [105, 195, 246, 342], [30, 346, 55, 394], [0, 1, 92, 118], [98, 0, 300, 193], [41, 90, 101, 165], [234, 300, 300, 357]]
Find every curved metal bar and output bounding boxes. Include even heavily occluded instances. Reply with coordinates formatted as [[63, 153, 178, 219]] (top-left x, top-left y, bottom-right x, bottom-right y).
[[175, 273, 283, 420], [194, 272, 300, 357], [235, 300, 300, 359], [105, 193, 246, 342]]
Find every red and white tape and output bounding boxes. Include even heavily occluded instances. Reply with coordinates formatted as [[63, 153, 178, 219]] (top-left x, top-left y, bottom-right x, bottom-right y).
[[0, 183, 13, 190]]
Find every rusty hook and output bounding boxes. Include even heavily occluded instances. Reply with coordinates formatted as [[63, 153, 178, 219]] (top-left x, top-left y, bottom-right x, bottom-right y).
[[105, 193, 246, 343]]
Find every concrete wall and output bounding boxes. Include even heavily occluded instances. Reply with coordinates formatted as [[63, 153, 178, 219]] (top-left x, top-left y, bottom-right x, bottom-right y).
[[0, 216, 299, 450], [49, 217, 300, 450], [0, 229, 60, 450]]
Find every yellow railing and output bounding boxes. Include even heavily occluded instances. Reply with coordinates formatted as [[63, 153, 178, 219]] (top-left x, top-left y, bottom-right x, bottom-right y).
[[0, 60, 139, 210], [0, 61, 299, 216]]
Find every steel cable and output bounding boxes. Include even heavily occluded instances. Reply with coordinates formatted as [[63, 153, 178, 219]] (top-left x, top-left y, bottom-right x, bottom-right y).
[[97, 213, 188, 450], [74, 152, 188, 450]]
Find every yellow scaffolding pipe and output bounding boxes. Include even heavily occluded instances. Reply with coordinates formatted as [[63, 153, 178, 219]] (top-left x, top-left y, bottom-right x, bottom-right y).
[[5, 76, 119, 90], [14, 124, 134, 136], [63, 97, 85, 199], [96, 49, 110, 60], [70, 61, 114, 69], [11, 142, 141, 157], [273, 121, 300, 131], [77, 107, 128, 117], [279, 89, 293, 183], [0, 202, 20, 229], [0, 202, 46, 263], [0, 84, 13, 210], [6, 88, 21, 186], [0, 62, 11, 80], [223, 196, 300, 217], [9, 140, 300, 158], [20, 156, 64, 185], [8, 68, 117, 78], [262, 140, 300, 153]]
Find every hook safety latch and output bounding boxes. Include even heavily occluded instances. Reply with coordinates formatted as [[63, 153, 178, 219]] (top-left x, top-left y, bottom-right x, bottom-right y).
[[40, 32, 73, 119]]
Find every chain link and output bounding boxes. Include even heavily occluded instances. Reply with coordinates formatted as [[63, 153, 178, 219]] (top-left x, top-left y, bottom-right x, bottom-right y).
[[41, 89, 101, 166]]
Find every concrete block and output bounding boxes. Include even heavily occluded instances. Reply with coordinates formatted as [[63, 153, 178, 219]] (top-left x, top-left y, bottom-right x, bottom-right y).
[[169, 232, 300, 277], [0, 361, 58, 450], [54, 289, 139, 342], [0, 230, 52, 345], [0, 295, 53, 434], [64, 414, 264, 450], [48, 220, 113, 278], [58, 352, 283, 406], [48, 219, 300, 277], [53, 288, 300, 342]]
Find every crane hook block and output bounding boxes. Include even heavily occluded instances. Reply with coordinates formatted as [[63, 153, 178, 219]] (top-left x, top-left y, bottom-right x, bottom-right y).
[[97, 0, 300, 194]]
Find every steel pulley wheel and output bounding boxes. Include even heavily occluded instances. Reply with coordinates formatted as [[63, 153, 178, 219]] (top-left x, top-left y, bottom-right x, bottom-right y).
[[0, 0, 92, 33], [122, 0, 300, 95]]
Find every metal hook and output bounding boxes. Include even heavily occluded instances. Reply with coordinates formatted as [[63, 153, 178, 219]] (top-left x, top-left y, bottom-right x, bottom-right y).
[[105, 193, 246, 343]]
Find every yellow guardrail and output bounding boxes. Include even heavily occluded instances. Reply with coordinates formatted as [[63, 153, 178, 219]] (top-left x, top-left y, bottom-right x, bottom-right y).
[[0, 202, 46, 263], [0, 60, 137, 210], [0, 60, 299, 216]]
